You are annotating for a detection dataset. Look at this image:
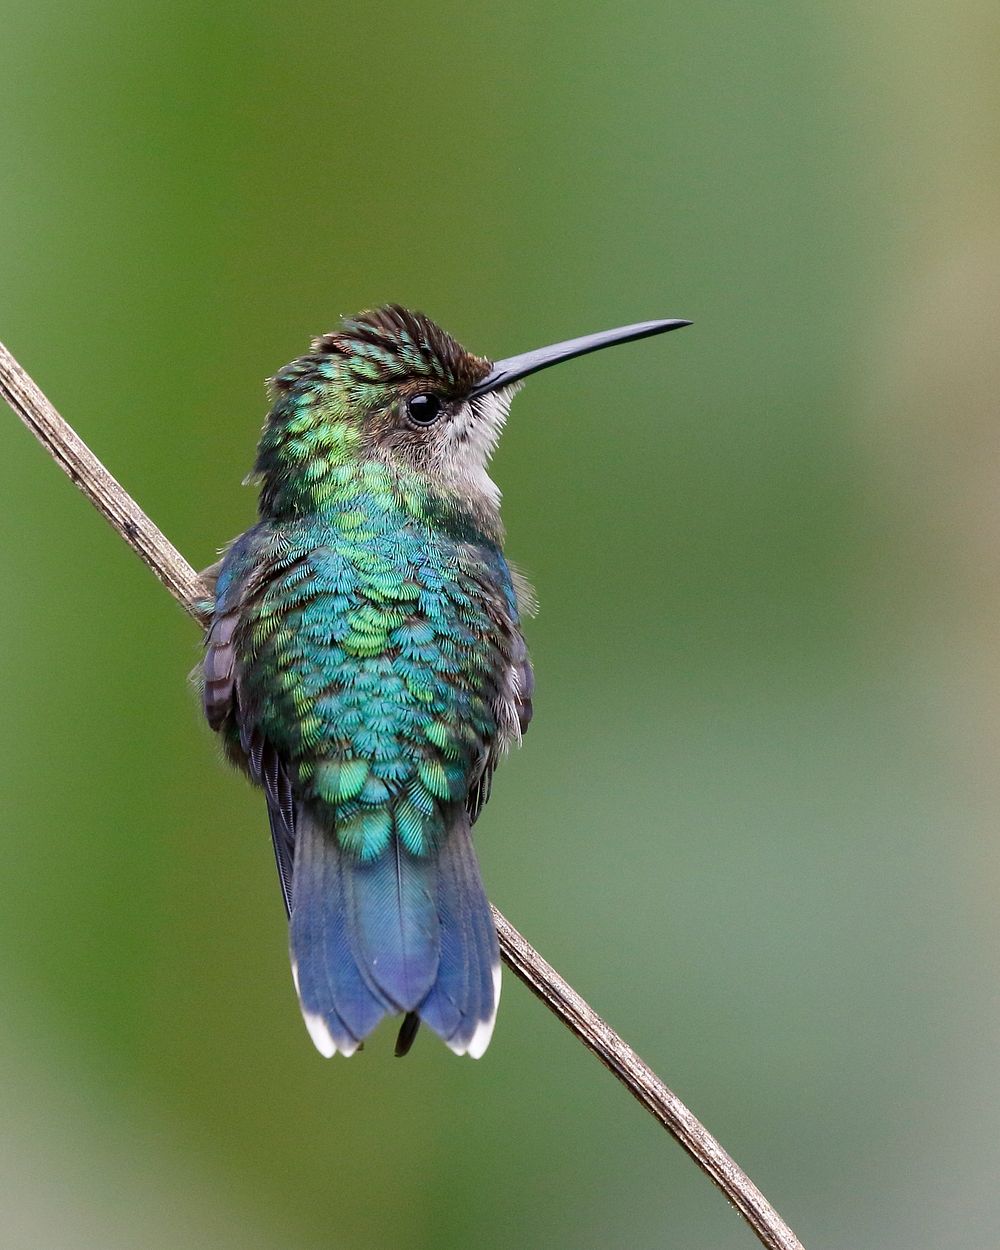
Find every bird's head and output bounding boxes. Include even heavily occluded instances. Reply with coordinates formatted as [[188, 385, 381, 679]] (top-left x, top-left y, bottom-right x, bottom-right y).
[[253, 304, 689, 521]]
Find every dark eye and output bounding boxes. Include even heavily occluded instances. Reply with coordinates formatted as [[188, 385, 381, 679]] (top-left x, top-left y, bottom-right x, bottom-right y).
[[406, 393, 443, 425]]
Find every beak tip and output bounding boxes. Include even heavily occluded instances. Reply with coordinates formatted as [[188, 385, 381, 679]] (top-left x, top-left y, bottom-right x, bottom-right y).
[[469, 315, 693, 398]]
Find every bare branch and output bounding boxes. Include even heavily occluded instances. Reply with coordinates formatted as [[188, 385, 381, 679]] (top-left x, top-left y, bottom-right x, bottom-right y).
[[0, 341, 208, 623], [1, 336, 805, 1250], [493, 909, 802, 1249]]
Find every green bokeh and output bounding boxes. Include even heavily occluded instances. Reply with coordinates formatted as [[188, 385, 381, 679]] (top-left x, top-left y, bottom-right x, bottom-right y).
[[2, 3, 999, 1247]]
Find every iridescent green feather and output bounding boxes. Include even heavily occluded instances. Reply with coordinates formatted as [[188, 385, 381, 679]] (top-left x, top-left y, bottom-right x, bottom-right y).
[[217, 448, 509, 862]]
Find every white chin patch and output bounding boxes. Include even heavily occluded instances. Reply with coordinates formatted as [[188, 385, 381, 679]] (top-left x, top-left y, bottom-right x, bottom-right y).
[[448, 961, 503, 1059], [437, 385, 521, 507]]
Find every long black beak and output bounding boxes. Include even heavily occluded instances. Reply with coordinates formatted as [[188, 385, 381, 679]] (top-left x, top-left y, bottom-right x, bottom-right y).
[[467, 317, 691, 399]]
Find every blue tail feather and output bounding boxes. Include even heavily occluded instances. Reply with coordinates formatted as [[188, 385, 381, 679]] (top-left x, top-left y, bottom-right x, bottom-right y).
[[342, 837, 440, 1012], [414, 812, 500, 1057], [417, 821, 475, 1044], [288, 803, 501, 1058], [289, 807, 387, 1056]]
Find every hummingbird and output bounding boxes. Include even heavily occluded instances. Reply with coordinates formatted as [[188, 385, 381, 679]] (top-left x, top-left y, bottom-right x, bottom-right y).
[[201, 305, 689, 1059]]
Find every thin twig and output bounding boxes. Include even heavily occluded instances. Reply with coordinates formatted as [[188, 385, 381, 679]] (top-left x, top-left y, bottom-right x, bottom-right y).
[[493, 910, 800, 1247], [1, 336, 805, 1250], [0, 343, 208, 623]]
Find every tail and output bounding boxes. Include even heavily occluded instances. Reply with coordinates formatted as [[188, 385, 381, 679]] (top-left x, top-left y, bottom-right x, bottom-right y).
[[289, 804, 501, 1058]]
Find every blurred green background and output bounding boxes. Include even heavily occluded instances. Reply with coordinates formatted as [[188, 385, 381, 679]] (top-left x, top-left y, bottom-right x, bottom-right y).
[[2, 3, 999, 1247]]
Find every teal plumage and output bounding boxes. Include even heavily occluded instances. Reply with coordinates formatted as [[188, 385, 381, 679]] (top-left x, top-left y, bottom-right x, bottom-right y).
[[213, 489, 515, 862], [201, 303, 687, 1058], [204, 307, 531, 1057]]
